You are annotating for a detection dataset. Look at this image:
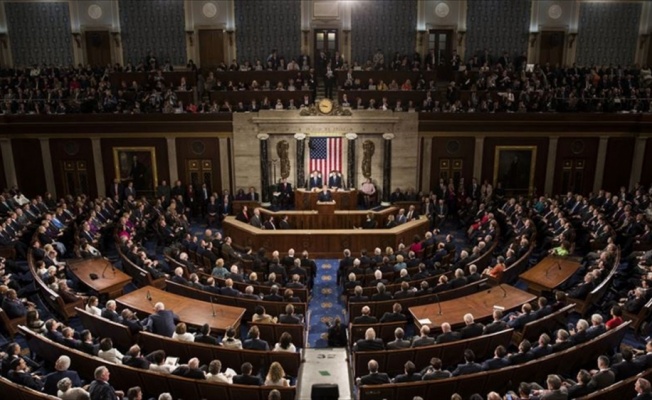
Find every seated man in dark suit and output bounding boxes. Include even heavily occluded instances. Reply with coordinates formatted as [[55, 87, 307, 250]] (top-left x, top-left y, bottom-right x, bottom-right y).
[[43, 355, 82, 396], [459, 313, 484, 339], [379, 302, 407, 323], [436, 322, 461, 344], [101, 300, 123, 323], [551, 329, 573, 353], [481, 345, 510, 371], [171, 357, 206, 380], [8, 357, 43, 391], [353, 306, 377, 324], [451, 349, 482, 376], [349, 286, 369, 303], [371, 283, 392, 301], [507, 339, 534, 365], [1, 289, 27, 318], [357, 359, 390, 385], [279, 303, 303, 324], [567, 273, 596, 300], [562, 369, 592, 399], [243, 325, 270, 351], [422, 357, 452, 380], [393, 361, 422, 383], [194, 323, 220, 345], [386, 327, 411, 349], [530, 333, 553, 359], [483, 310, 508, 334], [586, 356, 615, 392], [353, 328, 385, 352], [233, 362, 262, 386], [146, 302, 179, 338], [610, 348, 640, 381], [122, 344, 151, 370], [412, 325, 436, 347]]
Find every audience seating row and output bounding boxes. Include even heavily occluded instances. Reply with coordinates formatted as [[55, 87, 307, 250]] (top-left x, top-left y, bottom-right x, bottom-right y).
[[0, 376, 58, 400], [0, 306, 25, 338], [357, 321, 630, 400], [568, 249, 621, 317], [21, 326, 297, 400], [575, 368, 652, 400], [512, 303, 576, 345]]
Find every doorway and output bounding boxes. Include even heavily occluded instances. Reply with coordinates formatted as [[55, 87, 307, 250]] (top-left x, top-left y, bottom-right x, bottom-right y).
[[314, 29, 338, 72], [198, 29, 225, 69], [429, 29, 454, 80], [539, 31, 565, 66], [84, 31, 112, 66]]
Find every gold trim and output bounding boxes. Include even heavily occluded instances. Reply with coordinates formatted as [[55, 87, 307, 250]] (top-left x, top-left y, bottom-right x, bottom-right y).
[[493, 145, 537, 195], [112, 146, 158, 190]]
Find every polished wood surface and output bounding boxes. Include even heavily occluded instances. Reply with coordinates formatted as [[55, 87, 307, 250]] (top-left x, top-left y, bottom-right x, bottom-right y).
[[116, 286, 245, 334], [294, 188, 357, 210], [224, 215, 429, 258], [410, 285, 537, 332], [67, 258, 132, 298], [257, 206, 396, 230], [519, 256, 582, 296]]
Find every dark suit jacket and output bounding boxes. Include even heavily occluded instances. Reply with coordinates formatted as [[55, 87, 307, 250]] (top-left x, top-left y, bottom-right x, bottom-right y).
[[483, 320, 508, 334], [394, 372, 422, 383], [359, 372, 390, 385], [279, 314, 302, 324], [436, 331, 460, 344], [386, 339, 411, 350], [611, 359, 642, 380], [233, 374, 262, 386], [243, 338, 270, 351], [123, 355, 151, 370], [452, 362, 482, 376], [353, 315, 378, 324], [171, 366, 206, 380], [587, 369, 615, 391], [43, 370, 82, 395], [412, 336, 436, 347], [481, 357, 510, 371], [354, 339, 384, 351], [148, 310, 179, 337], [460, 323, 484, 339], [422, 370, 452, 380], [379, 312, 406, 323]]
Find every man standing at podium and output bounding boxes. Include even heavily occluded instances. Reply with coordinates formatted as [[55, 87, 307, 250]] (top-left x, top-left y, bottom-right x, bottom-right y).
[[318, 185, 333, 202], [328, 170, 343, 189]]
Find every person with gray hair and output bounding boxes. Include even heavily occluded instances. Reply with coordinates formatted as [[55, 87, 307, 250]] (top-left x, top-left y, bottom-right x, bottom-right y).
[[88, 366, 124, 400], [57, 376, 90, 399], [158, 393, 173, 400], [43, 355, 83, 395], [353, 328, 384, 352]]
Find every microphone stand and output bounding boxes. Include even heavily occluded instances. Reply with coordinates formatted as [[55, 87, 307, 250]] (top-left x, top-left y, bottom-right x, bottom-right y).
[[146, 290, 152, 303], [434, 293, 442, 315], [210, 297, 216, 318], [498, 284, 507, 298], [101, 262, 110, 278]]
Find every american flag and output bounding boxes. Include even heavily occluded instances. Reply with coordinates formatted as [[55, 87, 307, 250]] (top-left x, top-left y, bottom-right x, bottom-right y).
[[309, 137, 342, 176]]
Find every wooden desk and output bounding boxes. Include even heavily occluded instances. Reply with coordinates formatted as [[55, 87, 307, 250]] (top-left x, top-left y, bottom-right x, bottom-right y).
[[519, 256, 582, 296], [258, 206, 395, 230], [67, 258, 132, 299], [294, 189, 357, 210], [224, 215, 429, 258], [116, 286, 245, 334], [409, 285, 537, 332]]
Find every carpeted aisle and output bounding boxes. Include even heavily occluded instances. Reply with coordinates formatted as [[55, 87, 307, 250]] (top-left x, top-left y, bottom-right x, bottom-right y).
[[307, 259, 346, 348]]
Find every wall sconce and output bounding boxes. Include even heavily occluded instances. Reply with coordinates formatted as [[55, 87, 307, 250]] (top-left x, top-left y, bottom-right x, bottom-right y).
[[342, 29, 350, 46], [417, 30, 426, 47], [72, 32, 82, 49], [568, 33, 577, 49], [110, 32, 120, 48], [0, 33, 7, 50], [457, 30, 466, 47], [226, 29, 234, 46], [186, 30, 194, 47], [529, 32, 539, 48], [301, 29, 310, 47], [640, 34, 650, 50]]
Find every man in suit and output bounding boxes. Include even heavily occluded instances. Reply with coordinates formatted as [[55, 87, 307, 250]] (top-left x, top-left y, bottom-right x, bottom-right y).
[[422, 357, 452, 380], [507, 339, 534, 365], [451, 349, 482, 376], [460, 313, 484, 339], [171, 358, 206, 380], [246, 186, 260, 202], [43, 355, 82, 395], [243, 326, 270, 351], [264, 216, 277, 230], [354, 328, 385, 352], [122, 345, 151, 370], [379, 302, 407, 323], [277, 178, 293, 209], [195, 324, 220, 345], [393, 361, 422, 383], [147, 302, 179, 338], [371, 283, 392, 301], [587, 356, 615, 392], [249, 207, 263, 228], [349, 286, 369, 303], [530, 333, 553, 359], [353, 306, 377, 324], [328, 171, 343, 189], [279, 304, 303, 324], [405, 205, 419, 221], [220, 278, 241, 297], [88, 366, 123, 400], [279, 215, 291, 229], [611, 348, 640, 381], [533, 374, 568, 400], [308, 171, 322, 190], [235, 205, 251, 223], [481, 345, 510, 371], [568, 273, 596, 300], [386, 327, 411, 349], [317, 185, 333, 202], [634, 378, 652, 400], [233, 362, 262, 386], [357, 359, 390, 385], [551, 329, 573, 353], [436, 322, 461, 344], [102, 300, 123, 323], [412, 325, 436, 347], [1, 289, 26, 318]]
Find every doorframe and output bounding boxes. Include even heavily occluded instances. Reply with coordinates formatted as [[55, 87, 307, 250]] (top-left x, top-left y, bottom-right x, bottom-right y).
[[534, 26, 569, 67], [81, 25, 116, 66], [194, 24, 228, 69]]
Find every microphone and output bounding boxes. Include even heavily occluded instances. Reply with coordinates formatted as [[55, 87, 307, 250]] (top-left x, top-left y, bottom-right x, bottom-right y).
[[210, 297, 216, 318], [434, 293, 442, 315], [146, 290, 152, 302], [101, 262, 110, 278], [498, 284, 507, 298]]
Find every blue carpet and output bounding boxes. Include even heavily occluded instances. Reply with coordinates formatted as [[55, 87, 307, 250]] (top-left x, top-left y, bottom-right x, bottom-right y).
[[307, 259, 345, 348]]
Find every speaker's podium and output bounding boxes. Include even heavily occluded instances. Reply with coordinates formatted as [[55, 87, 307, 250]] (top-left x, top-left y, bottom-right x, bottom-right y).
[[311, 383, 339, 400], [315, 201, 336, 229]]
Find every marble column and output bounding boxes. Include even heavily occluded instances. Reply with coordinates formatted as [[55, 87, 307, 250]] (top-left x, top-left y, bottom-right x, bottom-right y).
[[0, 139, 17, 188], [166, 137, 178, 184], [346, 133, 357, 189], [91, 138, 106, 197], [382, 133, 394, 204], [39, 138, 56, 197], [421, 137, 432, 192], [473, 137, 484, 181], [593, 137, 609, 193], [295, 133, 306, 189], [258, 133, 270, 203], [219, 138, 231, 192], [545, 137, 559, 196], [629, 137, 647, 190]]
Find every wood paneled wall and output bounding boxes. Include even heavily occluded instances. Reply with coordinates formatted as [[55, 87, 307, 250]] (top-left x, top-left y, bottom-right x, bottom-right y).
[[175, 137, 222, 193], [11, 139, 46, 198], [49, 139, 97, 198], [429, 137, 476, 190], [554, 137, 599, 195], [603, 137, 635, 193], [482, 137, 549, 195]]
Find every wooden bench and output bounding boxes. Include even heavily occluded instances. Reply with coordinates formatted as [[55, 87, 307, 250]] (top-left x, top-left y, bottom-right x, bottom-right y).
[[489, 244, 534, 285], [21, 326, 297, 400], [623, 297, 652, 336], [569, 249, 620, 317], [0, 375, 59, 399], [117, 246, 166, 289], [512, 303, 576, 345], [351, 328, 514, 379], [0, 307, 25, 338], [250, 322, 306, 350], [349, 320, 407, 347], [347, 278, 488, 320], [75, 307, 135, 351], [27, 251, 83, 321], [575, 368, 652, 400], [358, 321, 630, 400]]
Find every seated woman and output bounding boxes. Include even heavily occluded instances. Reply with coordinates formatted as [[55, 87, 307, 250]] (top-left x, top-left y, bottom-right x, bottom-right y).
[[172, 322, 195, 342], [273, 332, 296, 353], [264, 361, 290, 387], [221, 326, 242, 349], [98, 338, 123, 364]]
